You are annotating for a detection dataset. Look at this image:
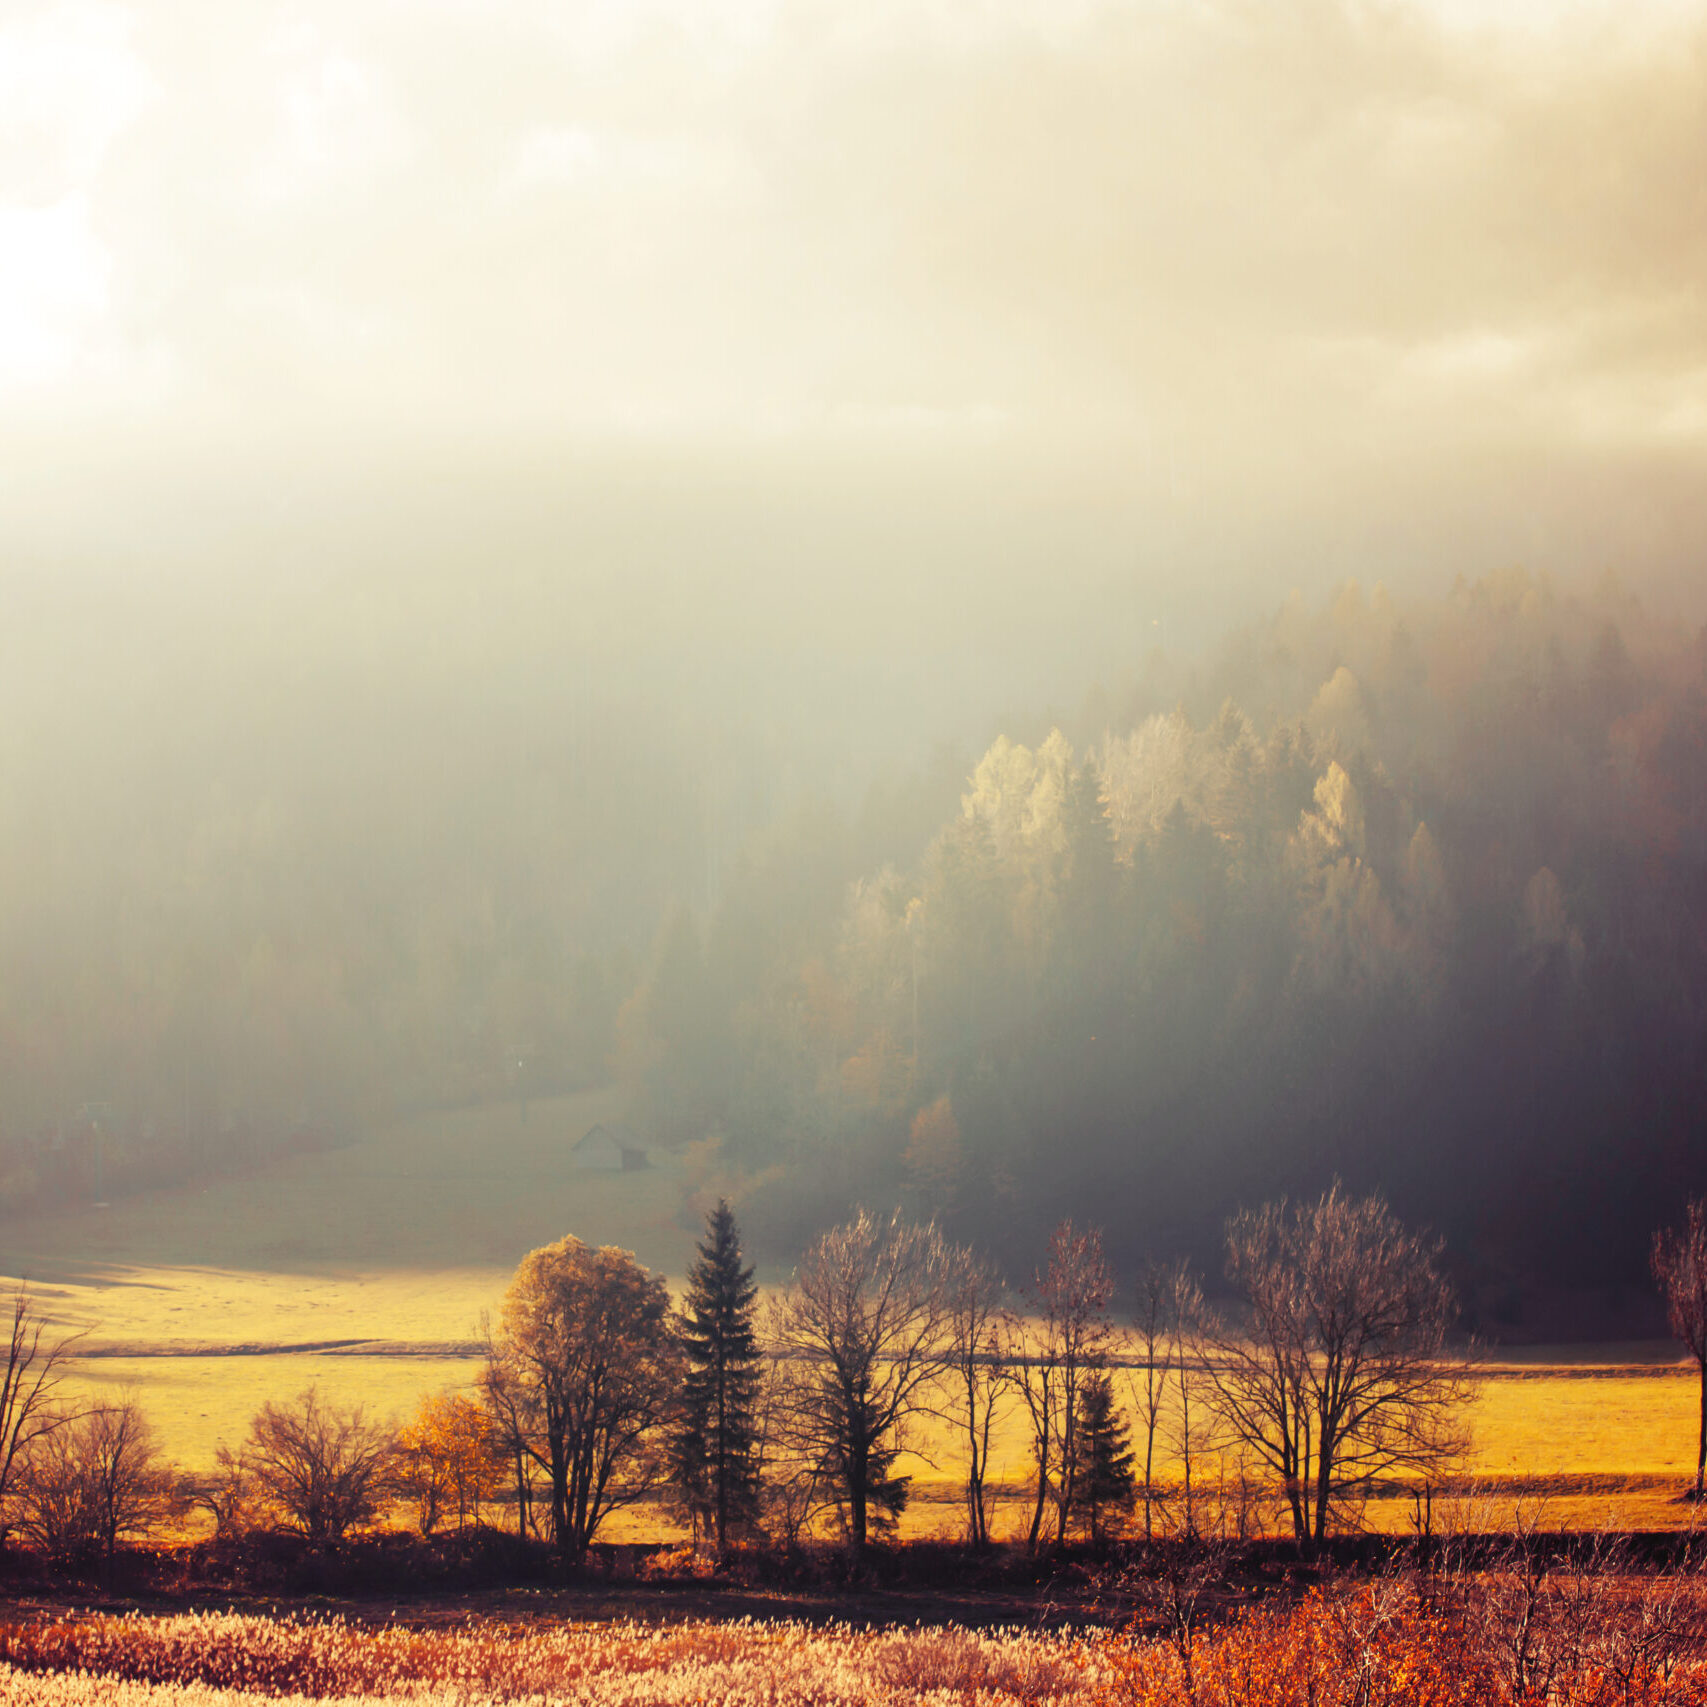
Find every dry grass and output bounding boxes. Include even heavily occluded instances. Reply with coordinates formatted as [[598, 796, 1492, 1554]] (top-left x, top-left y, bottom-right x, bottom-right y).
[[0, 1612, 1100, 1703], [4, 1571, 1707, 1705]]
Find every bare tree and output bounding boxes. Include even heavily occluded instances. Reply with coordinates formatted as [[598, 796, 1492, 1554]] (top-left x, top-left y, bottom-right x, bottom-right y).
[[1653, 1198, 1707, 1498], [1201, 1184, 1471, 1553], [477, 1335, 539, 1539], [1165, 1264, 1211, 1540], [17, 1396, 181, 1564], [0, 1285, 85, 1547], [1016, 1220, 1116, 1549], [1130, 1257, 1186, 1542], [244, 1386, 396, 1546], [189, 1443, 259, 1538], [770, 1210, 957, 1554], [1010, 1310, 1059, 1555], [942, 1248, 1013, 1549], [751, 1301, 833, 1551]]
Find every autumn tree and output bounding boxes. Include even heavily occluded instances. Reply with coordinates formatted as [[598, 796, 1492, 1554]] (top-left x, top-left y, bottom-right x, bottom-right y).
[[16, 1397, 181, 1564], [244, 1387, 396, 1546], [1202, 1185, 1470, 1553], [489, 1236, 678, 1562], [1653, 1198, 1707, 1498], [0, 1285, 84, 1548], [770, 1210, 957, 1554], [669, 1198, 762, 1551], [394, 1391, 505, 1535]]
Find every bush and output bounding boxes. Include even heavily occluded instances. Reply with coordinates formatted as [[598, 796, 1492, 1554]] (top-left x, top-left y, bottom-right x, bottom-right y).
[[15, 1399, 181, 1564], [242, 1387, 394, 1545]]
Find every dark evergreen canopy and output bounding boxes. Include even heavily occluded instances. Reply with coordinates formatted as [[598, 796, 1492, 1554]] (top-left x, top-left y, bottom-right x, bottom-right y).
[[671, 1198, 763, 1548]]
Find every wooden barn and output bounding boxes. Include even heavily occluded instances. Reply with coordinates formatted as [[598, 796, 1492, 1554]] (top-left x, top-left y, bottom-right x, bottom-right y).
[[571, 1122, 648, 1172]]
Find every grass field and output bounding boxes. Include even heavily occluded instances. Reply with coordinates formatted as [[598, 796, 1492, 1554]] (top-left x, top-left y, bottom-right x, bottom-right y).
[[1, 1091, 1700, 1539], [0, 1088, 703, 1518]]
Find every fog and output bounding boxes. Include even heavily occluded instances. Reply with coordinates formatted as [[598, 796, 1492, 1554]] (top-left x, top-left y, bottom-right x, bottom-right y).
[[9, 0, 1707, 612], [3, 0, 1706, 1319]]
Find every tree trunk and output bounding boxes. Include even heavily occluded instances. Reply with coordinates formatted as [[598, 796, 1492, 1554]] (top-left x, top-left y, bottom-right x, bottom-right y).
[[512, 1447, 531, 1538], [714, 1367, 728, 1553], [1313, 1454, 1333, 1550], [1697, 1354, 1705, 1499], [1027, 1439, 1050, 1552], [1282, 1467, 1309, 1555], [1056, 1399, 1077, 1546], [849, 1432, 869, 1555], [1143, 1404, 1155, 1543], [967, 1433, 986, 1549]]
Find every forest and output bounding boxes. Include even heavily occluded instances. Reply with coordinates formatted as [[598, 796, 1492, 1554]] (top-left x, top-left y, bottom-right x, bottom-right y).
[[1, 569, 1703, 1318]]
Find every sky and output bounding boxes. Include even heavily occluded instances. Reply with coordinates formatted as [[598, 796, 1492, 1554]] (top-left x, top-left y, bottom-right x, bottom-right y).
[[2, 0, 1705, 737]]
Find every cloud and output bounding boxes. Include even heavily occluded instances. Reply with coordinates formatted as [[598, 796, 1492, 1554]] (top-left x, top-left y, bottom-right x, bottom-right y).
[[3, 0, 1707, 618], [0, 195, 118, 389], [0, 1, 156, 200]]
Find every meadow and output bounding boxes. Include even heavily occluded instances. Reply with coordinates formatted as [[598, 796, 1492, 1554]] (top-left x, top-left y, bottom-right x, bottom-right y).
[[2, 1090, 1701, 1541]]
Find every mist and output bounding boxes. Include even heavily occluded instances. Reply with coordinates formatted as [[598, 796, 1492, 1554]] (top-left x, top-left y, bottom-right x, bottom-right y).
[[3, 0, 1706, 1331]]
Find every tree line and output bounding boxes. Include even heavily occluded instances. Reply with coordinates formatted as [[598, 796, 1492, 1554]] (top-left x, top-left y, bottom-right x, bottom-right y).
[[0, 1188, 1462, 1566], [5, 1181, 1706, 1571]]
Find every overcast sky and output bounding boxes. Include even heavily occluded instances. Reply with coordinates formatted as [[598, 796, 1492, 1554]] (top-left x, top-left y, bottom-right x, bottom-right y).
[[3, 0, 1705, 720]]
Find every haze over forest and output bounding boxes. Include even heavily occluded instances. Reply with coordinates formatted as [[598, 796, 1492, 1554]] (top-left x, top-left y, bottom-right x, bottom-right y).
[[4, 0, 1707, 1327]]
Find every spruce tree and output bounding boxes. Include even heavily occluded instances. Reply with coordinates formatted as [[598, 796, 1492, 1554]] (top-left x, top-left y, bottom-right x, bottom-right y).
[[1073, 1370, 1135, 1547], [671, 1198, 762, 1549]]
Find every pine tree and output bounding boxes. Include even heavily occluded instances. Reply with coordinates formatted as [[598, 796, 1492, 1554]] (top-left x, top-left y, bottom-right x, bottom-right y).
[[671, 1198, 762, 1550], [1073, 1369, 1135, 1547]]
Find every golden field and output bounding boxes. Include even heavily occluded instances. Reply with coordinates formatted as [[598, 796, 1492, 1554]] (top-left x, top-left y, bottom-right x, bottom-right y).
[[2, 1090, 1700, 1541]]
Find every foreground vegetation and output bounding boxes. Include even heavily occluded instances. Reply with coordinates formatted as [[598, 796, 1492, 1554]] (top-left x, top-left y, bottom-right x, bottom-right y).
[[0, 1614, 1095, 1704], [5, 1542, 1707, 1705]]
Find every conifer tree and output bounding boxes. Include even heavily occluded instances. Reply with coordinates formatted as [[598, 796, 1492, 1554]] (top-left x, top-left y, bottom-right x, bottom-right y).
[[1073, 1369, 1135, 1547], [672, 1198, 762, 1549]]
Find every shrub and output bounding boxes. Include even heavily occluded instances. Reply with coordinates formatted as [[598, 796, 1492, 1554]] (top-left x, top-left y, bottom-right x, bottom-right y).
[[242, 1386, 394, 1545], [15, 1398, 181, 1564]]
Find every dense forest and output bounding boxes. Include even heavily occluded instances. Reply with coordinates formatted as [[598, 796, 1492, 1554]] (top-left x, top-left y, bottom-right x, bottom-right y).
[[3, 568, 1703, 1317], [652, 570, 1707, 1317]]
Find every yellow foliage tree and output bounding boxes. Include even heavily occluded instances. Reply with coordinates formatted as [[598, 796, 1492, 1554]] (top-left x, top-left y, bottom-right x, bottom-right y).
[[394, 1392, 505, 1536]]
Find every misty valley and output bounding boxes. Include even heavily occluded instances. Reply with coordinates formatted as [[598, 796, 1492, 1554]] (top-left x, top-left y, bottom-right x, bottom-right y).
[[2, 571, 1697, 1315], [10, 0, 1707, 1691]]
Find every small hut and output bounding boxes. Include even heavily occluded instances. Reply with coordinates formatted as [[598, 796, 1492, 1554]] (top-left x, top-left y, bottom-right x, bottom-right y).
[[571, 1122, 648, 1172]]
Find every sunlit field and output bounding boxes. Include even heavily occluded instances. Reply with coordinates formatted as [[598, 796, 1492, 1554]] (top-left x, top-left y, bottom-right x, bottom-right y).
[[3, 1092, 1703, 1541], [2, 1087, 695, 1476], [48, 1349, 1698, 1544]]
